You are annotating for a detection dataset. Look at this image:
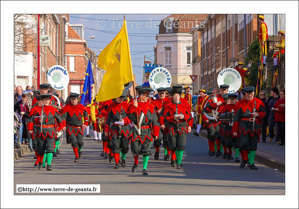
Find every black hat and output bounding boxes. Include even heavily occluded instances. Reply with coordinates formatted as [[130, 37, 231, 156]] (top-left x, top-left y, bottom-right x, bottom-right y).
[[157, 87, 166, 92], [135, 85, 143, 90], [222, 93, 230, 100], [166, 87, 172, 93], [228, 93, 238, 98], [241, 89, 245, 95], [172, 85, 183, 89], [39, 83, 51, 89], [171, 88, 182, 95], [243, 86, 255, 92], [119, 90, 128, 98], [207, 89, 213, 95], [36, 95, 43, 101], [220, 84, 229, 89], [70, 93, 80, 98], [41, 94, 52, 100], [138, 88, 152, 95]]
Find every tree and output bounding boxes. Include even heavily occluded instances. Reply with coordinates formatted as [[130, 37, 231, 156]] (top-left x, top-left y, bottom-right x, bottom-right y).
[[244, 38, 260, 87], [14, 14, 38, 53]]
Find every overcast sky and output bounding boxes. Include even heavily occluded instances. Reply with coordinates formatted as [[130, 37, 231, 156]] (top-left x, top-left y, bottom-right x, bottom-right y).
[[69, 14, 170, 85]]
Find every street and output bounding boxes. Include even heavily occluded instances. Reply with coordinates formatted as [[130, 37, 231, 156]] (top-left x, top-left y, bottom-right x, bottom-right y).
[[14, 130, 285, 195]]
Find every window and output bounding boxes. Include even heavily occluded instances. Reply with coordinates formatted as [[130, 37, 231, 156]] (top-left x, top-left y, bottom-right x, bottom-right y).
[[70, 56, 75, 72], [71, 25, 84, 39], [165, 47, 171, 67], [165, 18, 173, 33], [186, 47, 192, 66]]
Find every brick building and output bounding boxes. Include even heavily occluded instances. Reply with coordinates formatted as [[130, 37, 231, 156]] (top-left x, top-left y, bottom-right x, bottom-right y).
[[198, 14, 259, 91], [65, 18, 102, 100], [155, 14, 208, 88], [197, 14, 285, 93], [14, 14, 67, 94]]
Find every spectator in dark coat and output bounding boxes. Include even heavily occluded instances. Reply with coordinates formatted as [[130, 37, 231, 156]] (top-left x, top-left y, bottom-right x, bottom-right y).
[[14, 93, 31, 150], [258, 90, 268, 143], [14, 86, 23, 106], [266, 87, 280, 142]]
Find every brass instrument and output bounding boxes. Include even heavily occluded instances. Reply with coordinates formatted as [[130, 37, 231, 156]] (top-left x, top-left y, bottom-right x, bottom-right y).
[[98, 117, 106, 126], [203, 94, 219, 121]]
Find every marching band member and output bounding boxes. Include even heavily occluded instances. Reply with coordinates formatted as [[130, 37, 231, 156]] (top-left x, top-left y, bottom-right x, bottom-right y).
[[91, 99, 102, 141], [235, 62, 249, 90], [218, 93, 240, 161], [203, 85, 228, 157], [201, 90, 215, 155], [27, 94, 63, 171], [181, 85, 192, 108], [98, 100, 113, 160], [217, 93, 231, 160], [271, 30, 285, 71], [193, 89, 209, 137], [61, 93, 89, 162], [85, 103, 92, 138], [31, 84, 56, 107], [160, 87, 173, 161], [95, 101, 104, 142], [28, 95, 43, 167], [104, 90, 131, 169], [232, 86, 266, 170], [151, 87, 168, 160], [258, 15, 269, 57], [161, 87, 192, 169], [127, 88, 160, 175]]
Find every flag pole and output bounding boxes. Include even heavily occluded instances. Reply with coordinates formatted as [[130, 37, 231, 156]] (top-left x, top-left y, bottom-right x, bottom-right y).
[[123, 14, 136, 99]]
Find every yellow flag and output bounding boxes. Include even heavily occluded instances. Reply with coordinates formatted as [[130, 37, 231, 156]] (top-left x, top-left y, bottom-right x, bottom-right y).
[[96, 20, 134, 102]]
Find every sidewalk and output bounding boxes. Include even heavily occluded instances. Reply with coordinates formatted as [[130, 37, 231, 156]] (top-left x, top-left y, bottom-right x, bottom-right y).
[[14, 145, 31, 161], [199, 130, 285, 174]]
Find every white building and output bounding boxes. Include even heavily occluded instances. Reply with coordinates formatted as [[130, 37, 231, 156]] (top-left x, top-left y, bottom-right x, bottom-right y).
[[14, 52, 35, 90]]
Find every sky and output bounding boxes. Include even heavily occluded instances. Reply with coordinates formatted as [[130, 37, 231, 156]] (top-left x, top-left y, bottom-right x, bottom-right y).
[[69, 14, 170, 85]]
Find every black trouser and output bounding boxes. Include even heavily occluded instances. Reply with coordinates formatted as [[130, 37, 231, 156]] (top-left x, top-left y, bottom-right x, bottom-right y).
[[168, 131, 186, 151], [111, 133, 129, 154], [240, 133, 258, 151], [276, 121, 285, 145], [268, 119, 276, 139], [162, 132, 168, 148], [66, 128, 84, 148], [262, 125, 267, 142], [232, 136, 240, 149], [35, 136, 54, 155], [207, 125, 218, 143], [131, 138, 151, 156]]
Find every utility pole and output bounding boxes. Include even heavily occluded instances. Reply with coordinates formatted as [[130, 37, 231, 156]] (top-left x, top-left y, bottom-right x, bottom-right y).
[[37, 14, 40, 89]]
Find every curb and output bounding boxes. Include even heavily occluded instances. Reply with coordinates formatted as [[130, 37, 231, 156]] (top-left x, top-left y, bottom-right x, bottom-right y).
[[14, 145, 30, 161], [198, 130, 285, 174]]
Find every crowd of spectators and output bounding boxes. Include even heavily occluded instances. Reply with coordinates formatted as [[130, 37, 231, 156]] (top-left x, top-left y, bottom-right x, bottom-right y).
[[14, 85, 65, 150]]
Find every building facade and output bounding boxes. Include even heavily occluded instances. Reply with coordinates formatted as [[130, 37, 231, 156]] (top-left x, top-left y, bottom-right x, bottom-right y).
[[155, 14, 208, 89], [14, 14, 67, 94], [199, 14, 285, 92], [199, 14, 259, 91]]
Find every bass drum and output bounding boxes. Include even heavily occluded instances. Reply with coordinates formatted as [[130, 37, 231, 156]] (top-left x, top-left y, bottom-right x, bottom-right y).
[[217, 68, 242, 93], [149, 67, 172, 91]]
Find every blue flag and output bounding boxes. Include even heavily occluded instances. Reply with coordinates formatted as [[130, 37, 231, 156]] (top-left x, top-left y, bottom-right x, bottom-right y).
[[80, 60, 94, 106]]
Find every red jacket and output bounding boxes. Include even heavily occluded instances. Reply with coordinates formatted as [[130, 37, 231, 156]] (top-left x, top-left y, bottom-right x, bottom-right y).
[[274, 98, 285, 122]]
